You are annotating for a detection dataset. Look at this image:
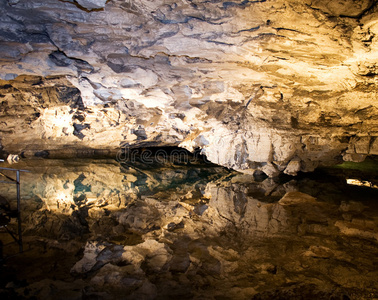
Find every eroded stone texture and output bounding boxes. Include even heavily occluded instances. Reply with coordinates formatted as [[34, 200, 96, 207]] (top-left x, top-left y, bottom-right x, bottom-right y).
[[1, 0, 378, 175]]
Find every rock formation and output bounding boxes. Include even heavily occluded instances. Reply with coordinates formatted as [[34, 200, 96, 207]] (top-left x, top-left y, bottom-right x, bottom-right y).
[[1, 0, 378, 175]]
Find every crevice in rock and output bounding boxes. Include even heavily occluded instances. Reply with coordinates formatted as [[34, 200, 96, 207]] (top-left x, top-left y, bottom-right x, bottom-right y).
[[58, 0, 106, 12], [48, 50, 94, 75]]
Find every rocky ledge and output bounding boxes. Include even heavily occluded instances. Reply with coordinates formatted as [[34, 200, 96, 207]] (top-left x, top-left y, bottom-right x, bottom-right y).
[[1, 0, 378, 176]]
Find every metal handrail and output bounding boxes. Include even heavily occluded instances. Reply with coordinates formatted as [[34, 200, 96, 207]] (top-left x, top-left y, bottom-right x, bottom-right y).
[[0, 167, 29, 172], [0, 167, 30, 185], [0, 165, 29, 254]]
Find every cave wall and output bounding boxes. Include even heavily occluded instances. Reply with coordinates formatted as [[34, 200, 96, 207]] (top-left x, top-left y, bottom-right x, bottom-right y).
[[1, 0, 378, 175]]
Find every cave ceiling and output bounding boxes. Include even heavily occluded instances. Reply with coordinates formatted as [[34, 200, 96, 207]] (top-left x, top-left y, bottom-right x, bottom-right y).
[[0, 0, 378, 175]]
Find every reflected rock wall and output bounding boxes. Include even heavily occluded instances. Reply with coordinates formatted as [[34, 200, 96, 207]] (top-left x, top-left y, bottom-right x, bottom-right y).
[[1, 160, 377, 299]]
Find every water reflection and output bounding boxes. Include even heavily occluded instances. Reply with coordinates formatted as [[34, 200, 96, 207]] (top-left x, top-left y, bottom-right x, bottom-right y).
[[0, 159, 378, 299]]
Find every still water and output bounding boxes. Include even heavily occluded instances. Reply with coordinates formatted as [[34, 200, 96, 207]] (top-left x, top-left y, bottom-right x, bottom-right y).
[[1, 157, 378, 299]]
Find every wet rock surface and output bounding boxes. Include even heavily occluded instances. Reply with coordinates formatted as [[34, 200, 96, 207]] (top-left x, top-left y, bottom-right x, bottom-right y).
[[1, 158, 378, 299], [1, 1, 378, 175]]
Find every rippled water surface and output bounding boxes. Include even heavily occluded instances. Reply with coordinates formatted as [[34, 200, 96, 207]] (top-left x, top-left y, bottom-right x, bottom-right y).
[[1, 158, 378, 299]]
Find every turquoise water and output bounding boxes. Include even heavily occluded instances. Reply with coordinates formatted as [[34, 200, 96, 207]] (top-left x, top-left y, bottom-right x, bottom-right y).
[[0, 158, 378, 299]]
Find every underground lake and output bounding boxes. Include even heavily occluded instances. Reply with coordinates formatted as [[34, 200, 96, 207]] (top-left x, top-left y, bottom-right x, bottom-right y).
[[1, 152, 378, 299]]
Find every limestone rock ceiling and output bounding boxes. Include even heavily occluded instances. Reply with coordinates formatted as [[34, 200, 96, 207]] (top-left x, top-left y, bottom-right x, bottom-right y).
[[0, 0, 378, 175]]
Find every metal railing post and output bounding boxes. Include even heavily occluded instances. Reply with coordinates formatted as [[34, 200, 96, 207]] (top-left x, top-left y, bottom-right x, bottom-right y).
[[16, 170, 22, 253], [0, 166, 28, 255]]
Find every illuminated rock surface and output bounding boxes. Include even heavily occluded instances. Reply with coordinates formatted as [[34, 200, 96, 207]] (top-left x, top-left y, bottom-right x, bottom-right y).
[[1, 158, 378, 299], [0, 0, 378, 175], [1, 0, 378, 297]]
